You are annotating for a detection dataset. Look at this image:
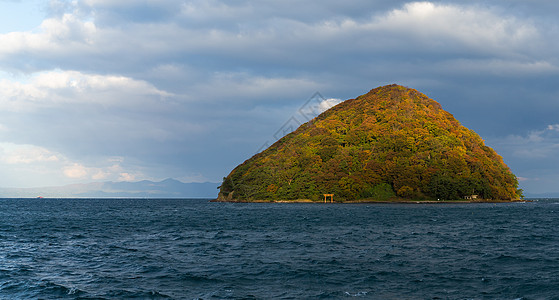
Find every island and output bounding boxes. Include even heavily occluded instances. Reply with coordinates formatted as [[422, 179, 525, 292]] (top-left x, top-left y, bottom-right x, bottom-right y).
[[215, 84, 522, 203]]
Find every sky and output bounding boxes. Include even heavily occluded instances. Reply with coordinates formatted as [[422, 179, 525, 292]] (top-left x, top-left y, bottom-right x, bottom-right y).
[[0, 1, 558, 195]]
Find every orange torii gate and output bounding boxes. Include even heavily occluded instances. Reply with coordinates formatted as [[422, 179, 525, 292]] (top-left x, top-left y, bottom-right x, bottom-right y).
[[323, 194, 334, 203]]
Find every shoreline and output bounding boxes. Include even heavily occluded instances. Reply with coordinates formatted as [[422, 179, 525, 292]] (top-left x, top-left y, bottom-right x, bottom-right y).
[[210, 198, 528, 204]]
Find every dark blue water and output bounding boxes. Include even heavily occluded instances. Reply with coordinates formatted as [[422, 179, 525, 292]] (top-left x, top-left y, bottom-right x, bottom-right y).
[[1, 199, 558, 299]]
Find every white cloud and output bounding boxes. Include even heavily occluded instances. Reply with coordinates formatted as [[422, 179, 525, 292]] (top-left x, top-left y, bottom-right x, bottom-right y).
[[92, 169, 110, 180], [0, 70, 172, 111], [0, 13, 96, 58], [493, 124, 559, 159], [62, 161, 141, 182], [296, 96, 343, 121], [319, 98, 342, 112], [371, 2, 541, 56], [118, 172, 135, 182], [0, 143, 60, 164], [0, 141, 146, 186], [517, 176, 529, 182], [59, 160, 143, 182], [63, 163, 89, 179]]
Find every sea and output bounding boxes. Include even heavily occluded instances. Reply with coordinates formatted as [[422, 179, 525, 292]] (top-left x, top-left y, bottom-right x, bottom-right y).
[[1, 198, 558, 299]]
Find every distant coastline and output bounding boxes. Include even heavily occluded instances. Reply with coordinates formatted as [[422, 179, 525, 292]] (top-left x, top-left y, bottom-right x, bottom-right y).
[[0, 179, 219, 198], [211, 198, 527, 204]]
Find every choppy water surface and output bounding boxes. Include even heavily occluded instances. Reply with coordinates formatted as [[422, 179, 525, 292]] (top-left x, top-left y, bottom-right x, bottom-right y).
[[1, 198, 558, 299]]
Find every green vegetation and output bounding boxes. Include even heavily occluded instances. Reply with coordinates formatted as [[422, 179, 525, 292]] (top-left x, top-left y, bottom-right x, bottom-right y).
[[218, 84, 521, 202]]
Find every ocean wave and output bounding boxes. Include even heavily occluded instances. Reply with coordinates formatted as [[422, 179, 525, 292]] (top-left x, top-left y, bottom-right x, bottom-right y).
[[1, 198, 558, 299]]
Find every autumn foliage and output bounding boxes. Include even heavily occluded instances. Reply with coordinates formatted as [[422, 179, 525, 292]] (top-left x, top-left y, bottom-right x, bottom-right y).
[[218, 84, 521, 202]]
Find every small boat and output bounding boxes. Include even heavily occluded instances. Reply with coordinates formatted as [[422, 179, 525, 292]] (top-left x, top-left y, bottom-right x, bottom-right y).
[[36, 196, 44, 199]]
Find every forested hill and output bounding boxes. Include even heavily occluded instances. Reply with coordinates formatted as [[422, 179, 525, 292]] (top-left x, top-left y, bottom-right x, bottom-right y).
[[218, 84, 521, 202]]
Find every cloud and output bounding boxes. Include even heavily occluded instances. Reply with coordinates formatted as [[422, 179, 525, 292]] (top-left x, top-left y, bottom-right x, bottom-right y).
[[63, 163, 89, 179], [92, 169, 110, 180], [503, 125, 559, 157], [0, 70, 172, 111], [118, 172, 135, 182], [319, 98, 342, 112], [62, 162, 142, 182], [0, 140, 146, 187], [371, 2, 541, 56], [0, 1, 557, 193], [297, 95, 343, 121], [0, 69, 189, 162], [0, 1, 552, 76], [0, 13, 96, 62], [0, 143, 60, 164], [435, 59, 558, 78], [189, 72, 322, 104], [177, 173, 211, 183], [489, 124, 559, 177], [483, 124, 559, 193]]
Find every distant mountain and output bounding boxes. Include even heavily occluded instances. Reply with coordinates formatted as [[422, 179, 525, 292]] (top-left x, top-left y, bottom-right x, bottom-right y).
[[0, 179, 219, 198], [523, 192, 559, 199]]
